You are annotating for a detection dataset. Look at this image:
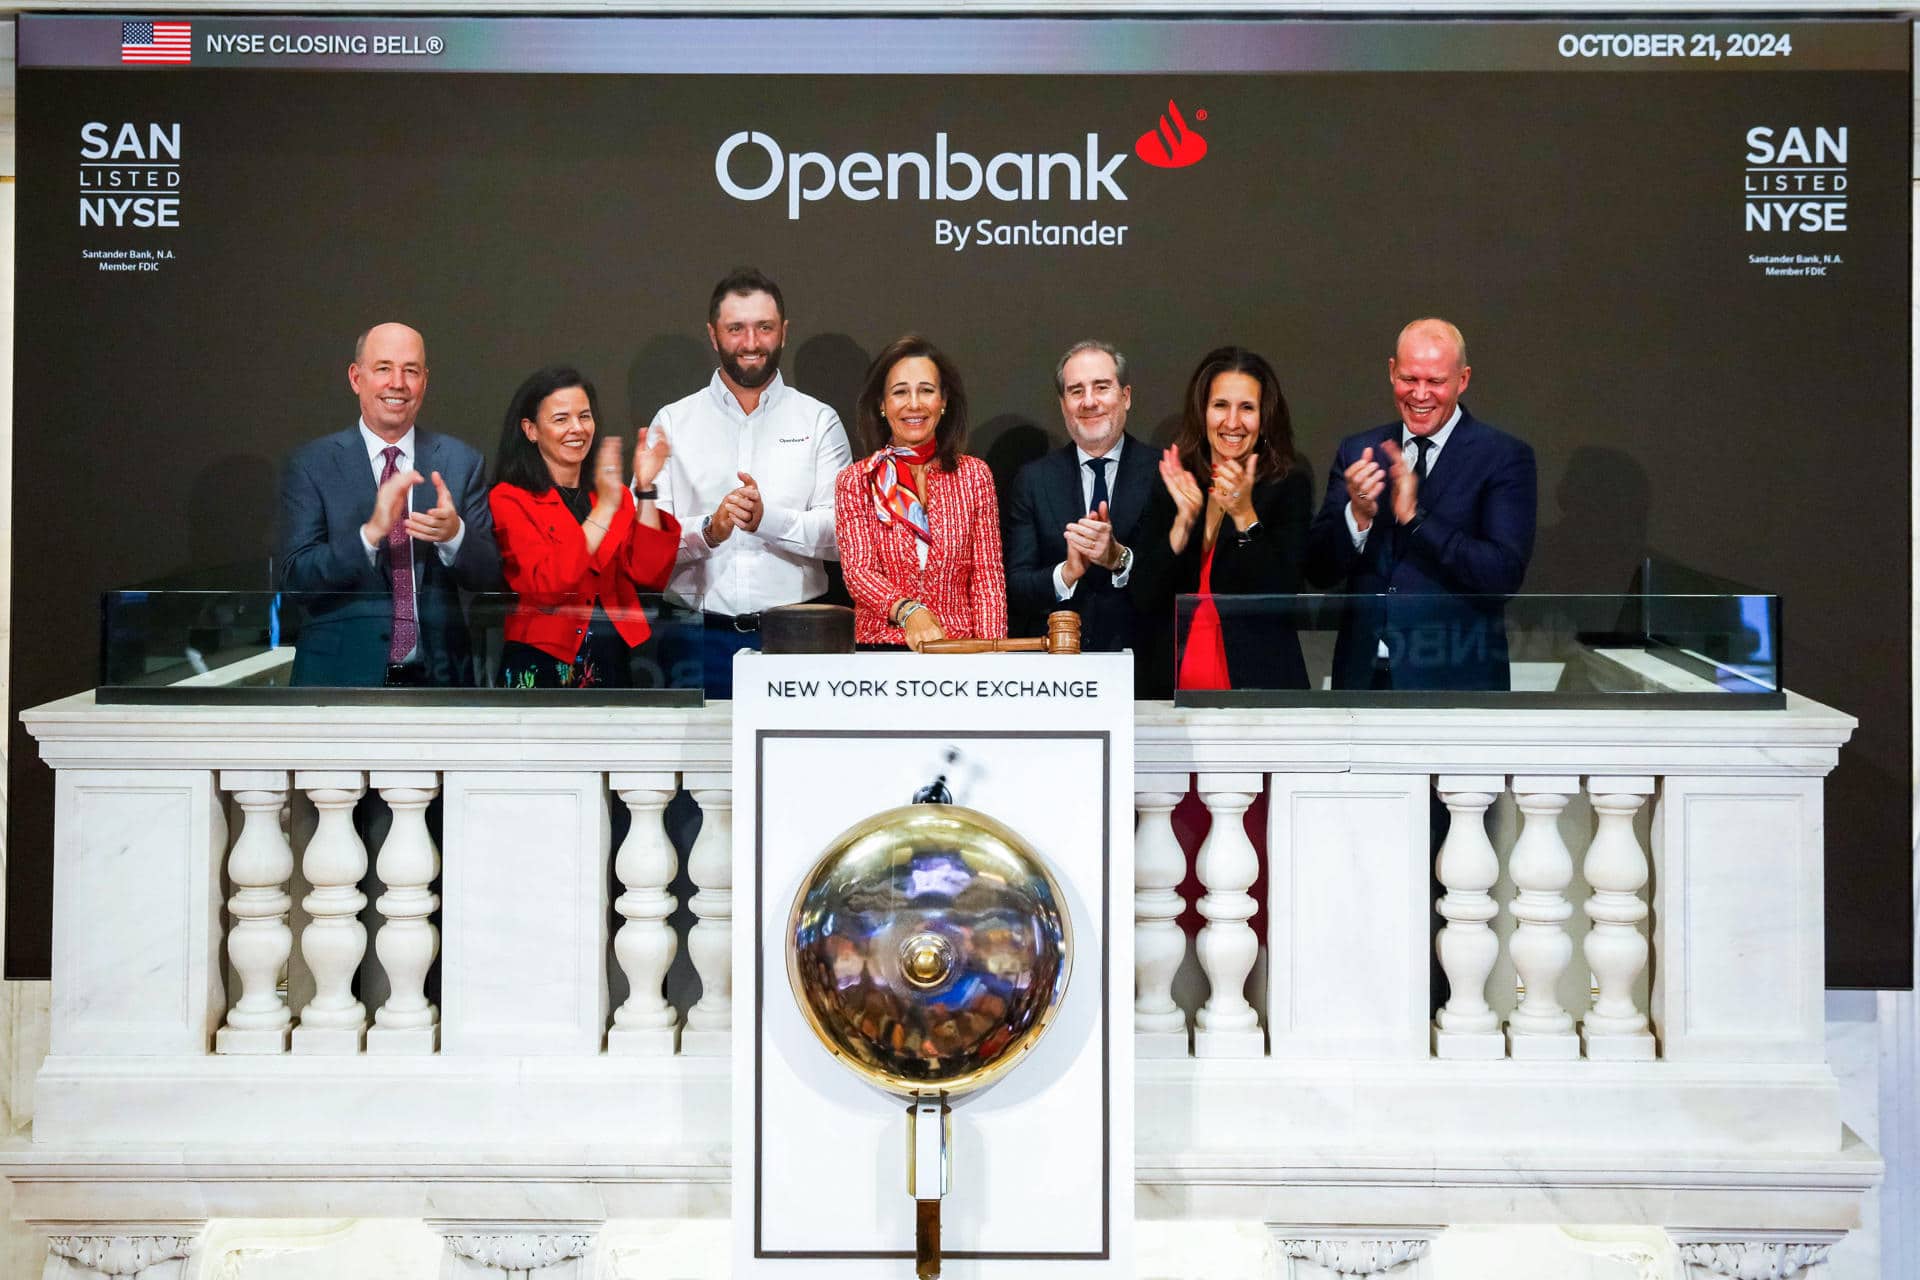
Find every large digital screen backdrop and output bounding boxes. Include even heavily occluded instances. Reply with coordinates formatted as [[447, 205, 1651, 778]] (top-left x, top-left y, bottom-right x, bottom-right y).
[[11, 16, 1912, 984]]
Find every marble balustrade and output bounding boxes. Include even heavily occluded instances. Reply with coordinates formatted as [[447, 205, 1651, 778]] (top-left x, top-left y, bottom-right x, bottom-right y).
[[6, 690, 1876, 1279]]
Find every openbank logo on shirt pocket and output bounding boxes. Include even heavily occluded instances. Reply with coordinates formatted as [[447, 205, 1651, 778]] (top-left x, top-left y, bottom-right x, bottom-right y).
[[712, 97, 1208, 252]]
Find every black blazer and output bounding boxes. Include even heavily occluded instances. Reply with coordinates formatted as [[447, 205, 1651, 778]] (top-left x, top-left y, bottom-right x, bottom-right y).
[[1002, 436, 1159, 695], [1130, 464, 1312, 696]]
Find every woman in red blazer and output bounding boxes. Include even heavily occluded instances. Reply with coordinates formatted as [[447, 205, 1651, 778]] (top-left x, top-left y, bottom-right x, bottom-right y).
[[834, 335, 1007, 650], [489, 366, 680, 687]]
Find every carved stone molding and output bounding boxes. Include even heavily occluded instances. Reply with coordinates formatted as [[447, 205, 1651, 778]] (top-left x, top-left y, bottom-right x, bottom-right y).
[[1278, 1237, 1431, 1276], [47, 1234, 196, 1276], [444, 1232, 594, 1273], [1678, 1240, 1833, 1280]]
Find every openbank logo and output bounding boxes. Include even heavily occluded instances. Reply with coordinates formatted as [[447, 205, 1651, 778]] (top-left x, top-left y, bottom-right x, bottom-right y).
[[714, 98, 1207, 221]]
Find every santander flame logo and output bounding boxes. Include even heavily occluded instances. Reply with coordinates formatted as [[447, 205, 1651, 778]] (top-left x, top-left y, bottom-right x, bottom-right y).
[[1134, 100, 1208, 169]]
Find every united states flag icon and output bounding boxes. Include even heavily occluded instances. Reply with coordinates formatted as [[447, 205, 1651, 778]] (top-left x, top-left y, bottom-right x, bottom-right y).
[[121, 21, 192, 64]]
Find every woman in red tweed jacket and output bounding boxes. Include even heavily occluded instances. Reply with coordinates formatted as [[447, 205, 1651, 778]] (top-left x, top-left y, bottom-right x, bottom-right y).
[[833, 335, 1007, 650]]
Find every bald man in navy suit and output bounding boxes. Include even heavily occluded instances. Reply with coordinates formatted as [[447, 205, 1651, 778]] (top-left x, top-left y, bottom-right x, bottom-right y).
[[1003, 340, 1162, 696], [1306, 319, 1536, 692], [277, 322, 500, 687]]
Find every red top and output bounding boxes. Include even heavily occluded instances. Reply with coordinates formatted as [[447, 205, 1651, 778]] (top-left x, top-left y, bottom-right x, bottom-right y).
[[490, 483, 681, 661], [834, 454, 1008, 645], [1176, 540, 1231, 691]]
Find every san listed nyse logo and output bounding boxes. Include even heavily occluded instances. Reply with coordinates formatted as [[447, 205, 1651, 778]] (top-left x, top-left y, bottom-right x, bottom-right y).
[[79, 121, 182, 231], [1744, 125, 1848, 233], [713, 97, 1208, 244]]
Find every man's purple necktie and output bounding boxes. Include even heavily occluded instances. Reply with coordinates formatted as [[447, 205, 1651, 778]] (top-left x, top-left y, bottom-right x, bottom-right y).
[[379, 446, 418, 663]]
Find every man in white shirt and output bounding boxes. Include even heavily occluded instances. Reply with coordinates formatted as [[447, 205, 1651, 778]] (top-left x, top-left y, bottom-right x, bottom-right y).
[[651, 269, 851, 697], [278, 322, 500, 686]]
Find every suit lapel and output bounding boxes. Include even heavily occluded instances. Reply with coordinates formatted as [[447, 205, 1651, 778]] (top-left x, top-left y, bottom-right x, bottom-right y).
[[334, 428, 379, 518], [1051, 445, 1085, 525], [1109, 435, 1155, 541], [1418, 410, 1480, 507]]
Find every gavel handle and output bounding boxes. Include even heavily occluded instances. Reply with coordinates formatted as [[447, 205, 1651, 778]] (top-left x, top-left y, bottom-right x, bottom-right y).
[[918, 638, 1050, 655]]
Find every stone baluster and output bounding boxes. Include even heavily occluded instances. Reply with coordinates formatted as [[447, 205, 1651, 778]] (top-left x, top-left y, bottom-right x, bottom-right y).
[[1432, 777, 1504, 1060], [215, 771, 294, 1055], [292, 771, 368, 1054], [1192, 773, 1264, 1058], [1505, 776, 1580, 1059], [1133, 784, 1190, 1054], [681, 775, 732, 1056], [45, 1230, 200, 1280], [1580, 776, 1657, 1060], [609, 774, 680, 1055], [367, 772, 440, 1054]]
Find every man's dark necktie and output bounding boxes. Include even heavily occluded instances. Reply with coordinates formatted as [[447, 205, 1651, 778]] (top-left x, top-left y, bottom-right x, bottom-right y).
[[1086, 455, 1110, 515], [380, 445, 418, 663], [1411, 434, 1433, 483], [1392, 435, 1434, 561], [1084, 456, 1112, 588]]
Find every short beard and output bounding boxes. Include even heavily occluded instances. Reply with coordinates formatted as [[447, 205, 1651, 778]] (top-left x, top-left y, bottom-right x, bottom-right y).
[[720, 346, 782, 390]]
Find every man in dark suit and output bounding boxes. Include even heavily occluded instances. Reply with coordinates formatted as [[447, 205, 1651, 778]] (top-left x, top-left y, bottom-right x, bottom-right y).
[[1306, 319, 1536, 691], [1004, 340, 1162, 696], [278, 322, 500, 686]]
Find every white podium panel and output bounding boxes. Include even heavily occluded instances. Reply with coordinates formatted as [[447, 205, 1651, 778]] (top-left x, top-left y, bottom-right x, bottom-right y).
[[732, 653, 1135, 1279]]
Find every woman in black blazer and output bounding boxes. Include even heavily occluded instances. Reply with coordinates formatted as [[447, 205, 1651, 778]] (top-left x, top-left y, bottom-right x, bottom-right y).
[[1130, 346, 1311, 695]]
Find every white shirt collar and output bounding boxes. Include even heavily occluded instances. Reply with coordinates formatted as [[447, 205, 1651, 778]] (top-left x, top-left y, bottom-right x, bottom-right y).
[[1074, 435, 1125, 469], [707, 368, 786, 418], [359, 419, 417, 465], [1402, 405, 1463, 453]]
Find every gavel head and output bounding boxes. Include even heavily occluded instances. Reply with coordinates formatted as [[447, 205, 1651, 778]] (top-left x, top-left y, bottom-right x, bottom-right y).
[[1044, 610, 1083, 654]]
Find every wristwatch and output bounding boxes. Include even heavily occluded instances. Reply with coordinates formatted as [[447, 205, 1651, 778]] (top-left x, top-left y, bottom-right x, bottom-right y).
[[701, 514, 718, 547], [1234, 522, 1262, 547], [1113, 544, 1134, 576]]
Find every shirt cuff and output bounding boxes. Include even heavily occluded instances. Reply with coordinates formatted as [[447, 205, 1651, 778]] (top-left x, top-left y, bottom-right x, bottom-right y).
[[1111, 549, 1133, 589], [756, 503, 799, 544], [436, 519, 465, 565], [360, 525, 380, 564], [1052, 562, 1078, 601], [1345, 502, 1370, 550]]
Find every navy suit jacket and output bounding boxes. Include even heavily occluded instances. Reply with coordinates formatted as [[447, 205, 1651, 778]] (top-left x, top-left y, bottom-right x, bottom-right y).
[[1305, 409, 1536, 692], [277, 426, 502, 687], [1003, 435, 1158, 695]]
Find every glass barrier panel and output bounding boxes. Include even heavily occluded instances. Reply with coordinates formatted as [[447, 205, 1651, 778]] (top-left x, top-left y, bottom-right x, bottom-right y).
[[99, 590, 706, 703], [1172, 592, 1781, 707]]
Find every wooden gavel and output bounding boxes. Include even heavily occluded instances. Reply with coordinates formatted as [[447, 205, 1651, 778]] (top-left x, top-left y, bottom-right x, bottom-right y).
[[920, 611, 1081, 655]]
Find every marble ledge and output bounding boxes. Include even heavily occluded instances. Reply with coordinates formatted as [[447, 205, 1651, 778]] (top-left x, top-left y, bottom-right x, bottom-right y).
[[21, 689, 1857, 777]]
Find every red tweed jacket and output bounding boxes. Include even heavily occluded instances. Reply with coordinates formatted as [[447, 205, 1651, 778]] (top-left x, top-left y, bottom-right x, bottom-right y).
[[834, 454, 1008, 645], [490, 482, 681, 660]]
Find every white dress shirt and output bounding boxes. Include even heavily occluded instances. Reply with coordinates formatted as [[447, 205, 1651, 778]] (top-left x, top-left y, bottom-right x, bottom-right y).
[[1052, 437, 1134, 600], [353, 421, 466, 566], [652, 371, 851, 616]]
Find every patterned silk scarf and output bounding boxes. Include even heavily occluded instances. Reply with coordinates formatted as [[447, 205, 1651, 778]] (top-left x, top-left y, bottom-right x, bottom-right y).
[[864, 440, 938, 546]]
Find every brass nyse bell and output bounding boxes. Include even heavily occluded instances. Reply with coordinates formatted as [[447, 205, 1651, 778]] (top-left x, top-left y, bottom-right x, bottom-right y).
[[786, 801, 1073, 1276]]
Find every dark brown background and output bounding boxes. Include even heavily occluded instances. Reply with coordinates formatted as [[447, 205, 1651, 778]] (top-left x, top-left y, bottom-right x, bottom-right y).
[[12, 63, 1912, 984]]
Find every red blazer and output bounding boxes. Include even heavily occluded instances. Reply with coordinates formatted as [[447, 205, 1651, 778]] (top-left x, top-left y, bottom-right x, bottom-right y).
[[490, 482, 681, 661], [834, 454, 1007, 645]]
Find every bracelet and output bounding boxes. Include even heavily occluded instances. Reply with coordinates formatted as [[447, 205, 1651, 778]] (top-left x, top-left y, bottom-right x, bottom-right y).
[[634, 487, 659, 500], [586, 518, 609, 533], [894, 600, 924, 626]]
